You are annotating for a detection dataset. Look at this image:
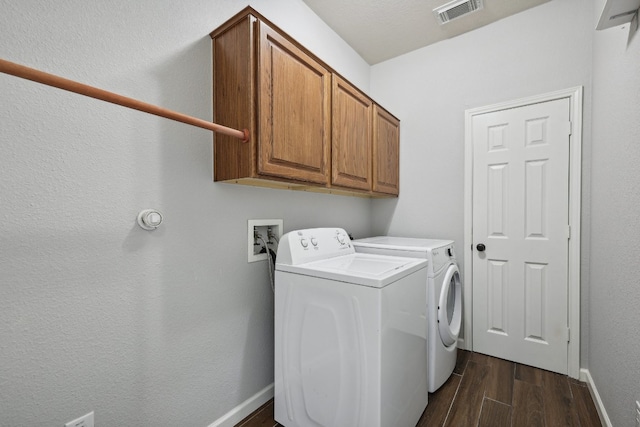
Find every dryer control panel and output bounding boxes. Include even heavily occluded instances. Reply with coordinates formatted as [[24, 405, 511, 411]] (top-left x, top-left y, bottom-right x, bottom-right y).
[[276, 228, 354, 266], [431, 243, 456, 273]]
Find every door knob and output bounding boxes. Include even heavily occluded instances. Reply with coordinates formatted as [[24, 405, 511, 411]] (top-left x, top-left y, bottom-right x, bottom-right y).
[[476, 243, 486, 252]]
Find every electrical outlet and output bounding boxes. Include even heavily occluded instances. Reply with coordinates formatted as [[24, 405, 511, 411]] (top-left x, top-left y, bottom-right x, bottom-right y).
[[248, 219, 283, 263], [65, 411, 94, 427]]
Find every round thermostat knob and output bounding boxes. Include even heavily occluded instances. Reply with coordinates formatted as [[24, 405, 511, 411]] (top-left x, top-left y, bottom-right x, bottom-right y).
[[137, 209, 163, 230]]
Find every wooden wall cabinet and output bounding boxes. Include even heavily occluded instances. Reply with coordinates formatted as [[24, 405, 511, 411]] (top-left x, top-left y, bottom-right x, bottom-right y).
[[373, 104, 400, 195], [210, 7, 399, 197], [331, 75, 373, 191], [257, 22, 331, 184]]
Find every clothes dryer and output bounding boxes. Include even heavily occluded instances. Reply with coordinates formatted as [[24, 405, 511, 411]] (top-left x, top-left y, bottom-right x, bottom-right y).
[[275, 228, 429, 427], [352, 237, 462, 392]]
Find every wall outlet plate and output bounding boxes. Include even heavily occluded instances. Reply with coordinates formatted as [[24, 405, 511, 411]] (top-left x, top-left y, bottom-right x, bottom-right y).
[[248, 219, 283, 263], [65, 411, 94, 427]]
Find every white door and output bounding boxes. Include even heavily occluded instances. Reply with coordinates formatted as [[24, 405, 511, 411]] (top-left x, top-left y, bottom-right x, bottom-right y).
[[471, 98, 570, 374]]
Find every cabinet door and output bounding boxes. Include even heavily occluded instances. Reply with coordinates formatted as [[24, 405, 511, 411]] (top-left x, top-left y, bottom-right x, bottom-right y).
[[257, 21, 331, 184], [373, 105, 400, 195], [331, 75, 372, 191]]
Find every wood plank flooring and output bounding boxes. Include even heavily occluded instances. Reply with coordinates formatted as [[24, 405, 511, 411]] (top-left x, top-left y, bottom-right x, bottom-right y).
[[236, 350, 602, 427]]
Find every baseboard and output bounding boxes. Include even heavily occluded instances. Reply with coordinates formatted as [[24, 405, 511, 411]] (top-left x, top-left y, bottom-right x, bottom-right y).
[[208, 383, 274, 427], [580, 368, 613, 427]]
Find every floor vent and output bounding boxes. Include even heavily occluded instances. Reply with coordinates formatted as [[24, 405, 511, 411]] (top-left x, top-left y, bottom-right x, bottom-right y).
[[434, 0, 484, 24]]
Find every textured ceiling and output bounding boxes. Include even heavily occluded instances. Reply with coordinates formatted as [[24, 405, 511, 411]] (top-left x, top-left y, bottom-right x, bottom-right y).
[[302, 0, 552, 64]]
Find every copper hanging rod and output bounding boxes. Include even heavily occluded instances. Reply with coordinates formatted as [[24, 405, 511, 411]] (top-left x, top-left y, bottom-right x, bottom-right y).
[[0, 58, 249, 142]]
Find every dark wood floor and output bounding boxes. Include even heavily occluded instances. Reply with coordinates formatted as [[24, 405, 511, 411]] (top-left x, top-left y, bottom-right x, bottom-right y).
[[236, 350, 602, 427]]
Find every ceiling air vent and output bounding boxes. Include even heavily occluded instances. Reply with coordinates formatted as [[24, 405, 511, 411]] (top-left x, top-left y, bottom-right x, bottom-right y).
[[434, 0, 484, 24]]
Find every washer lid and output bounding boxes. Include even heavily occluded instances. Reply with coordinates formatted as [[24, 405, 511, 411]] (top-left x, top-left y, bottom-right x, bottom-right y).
[[277, 253, 428, 288], [353, 236, 453, 252]]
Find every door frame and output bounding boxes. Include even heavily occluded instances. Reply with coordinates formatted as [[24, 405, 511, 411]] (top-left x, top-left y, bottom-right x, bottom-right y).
[[463, 87, 583, 379]]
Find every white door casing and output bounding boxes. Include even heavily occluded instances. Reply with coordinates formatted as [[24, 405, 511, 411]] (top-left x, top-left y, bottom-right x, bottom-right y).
[[463, 87, 582, 379]]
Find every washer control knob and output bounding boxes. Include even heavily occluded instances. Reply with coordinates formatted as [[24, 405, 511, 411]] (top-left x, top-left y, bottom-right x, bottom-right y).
[[337, 234, 346, 244], [311, 237, 318, 246], [300, 238, 309, 248]]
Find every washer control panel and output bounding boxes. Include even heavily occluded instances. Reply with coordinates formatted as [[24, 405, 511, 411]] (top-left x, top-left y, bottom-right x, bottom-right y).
[[277, 228, 354, 266]]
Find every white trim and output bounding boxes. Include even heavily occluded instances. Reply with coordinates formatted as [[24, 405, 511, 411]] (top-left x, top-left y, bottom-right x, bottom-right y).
[[208, 383, 274, 427], [463, 86, 582, 377], [580, 368, 613, 427]]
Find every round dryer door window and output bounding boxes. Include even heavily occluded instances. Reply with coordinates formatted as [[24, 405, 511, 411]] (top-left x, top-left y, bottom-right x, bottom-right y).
[[438, 264, 462, 347]]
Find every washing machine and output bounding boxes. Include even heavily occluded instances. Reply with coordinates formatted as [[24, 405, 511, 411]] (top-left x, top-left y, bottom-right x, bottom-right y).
[[352, 237, 462, 393], [274, 228, 429, 427]]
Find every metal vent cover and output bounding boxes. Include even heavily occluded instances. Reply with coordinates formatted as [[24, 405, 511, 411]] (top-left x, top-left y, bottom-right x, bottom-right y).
[[434, 0, 484, 24]]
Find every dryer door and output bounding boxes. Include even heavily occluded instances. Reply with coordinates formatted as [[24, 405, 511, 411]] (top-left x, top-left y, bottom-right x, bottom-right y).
[[438, 264, 462, 347]]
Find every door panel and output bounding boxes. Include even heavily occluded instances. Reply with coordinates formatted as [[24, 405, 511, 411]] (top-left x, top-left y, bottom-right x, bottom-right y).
[[487, 259, 508, 335], [524, 262, 547, 342], [472, 98, 570, 374], [488, 163, 508, 237]]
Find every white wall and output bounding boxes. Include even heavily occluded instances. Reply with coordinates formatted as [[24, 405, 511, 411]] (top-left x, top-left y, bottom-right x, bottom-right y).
[[370, 0, 593, 349], [589, 3, 640, 425], [0, 0, 371, 425], [4, 0, 639, 424]]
